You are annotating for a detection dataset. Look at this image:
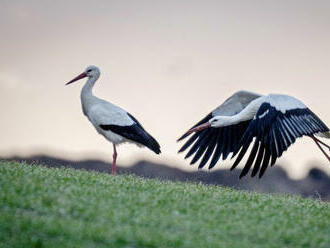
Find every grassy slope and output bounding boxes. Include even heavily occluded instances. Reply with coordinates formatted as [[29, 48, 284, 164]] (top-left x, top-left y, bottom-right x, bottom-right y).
[[0, 161, 329, 248]]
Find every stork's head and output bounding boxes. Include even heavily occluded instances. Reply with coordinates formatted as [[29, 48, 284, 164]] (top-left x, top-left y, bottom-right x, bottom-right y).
[[66, 65, 100, 85], [85, 65, 100, 78], [183, 116, 233, 136], [208, 116, 229, 128]]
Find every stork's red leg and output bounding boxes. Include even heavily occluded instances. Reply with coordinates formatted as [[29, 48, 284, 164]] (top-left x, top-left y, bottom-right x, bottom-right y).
[[310, 135, 330, 162], [112, 144, 117, 175]]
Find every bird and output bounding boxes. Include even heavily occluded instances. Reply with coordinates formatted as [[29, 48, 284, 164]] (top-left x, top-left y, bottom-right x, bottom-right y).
[[66, 65, 161, 175], [178, 91, 330, 178]]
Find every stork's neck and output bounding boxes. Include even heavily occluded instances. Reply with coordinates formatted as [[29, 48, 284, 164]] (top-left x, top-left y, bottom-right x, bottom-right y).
[[212, 97, 264, 128], [80, 76, 99, 115], [81, 76, 98, 98]]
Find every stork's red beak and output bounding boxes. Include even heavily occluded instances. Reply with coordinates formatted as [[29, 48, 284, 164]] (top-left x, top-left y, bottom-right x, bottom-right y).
[[66, 72, 87, 85], [185, 121, 211, 135]]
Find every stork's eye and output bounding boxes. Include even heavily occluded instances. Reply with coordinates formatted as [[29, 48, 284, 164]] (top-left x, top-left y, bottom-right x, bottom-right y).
[[87, 69, 92, 73]]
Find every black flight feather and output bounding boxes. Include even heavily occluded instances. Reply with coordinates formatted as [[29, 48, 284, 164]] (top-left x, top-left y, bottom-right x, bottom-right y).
[[234, 103, 329, 178], [99, 113, 161, 154]]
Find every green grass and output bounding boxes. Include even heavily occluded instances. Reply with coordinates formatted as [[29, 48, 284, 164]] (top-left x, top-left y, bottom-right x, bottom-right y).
[[0, 161, 329, 248]]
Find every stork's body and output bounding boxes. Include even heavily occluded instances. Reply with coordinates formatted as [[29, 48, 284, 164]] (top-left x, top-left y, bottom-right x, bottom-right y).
[[67, 66, 161, 175], [178, 91, 330, 178]]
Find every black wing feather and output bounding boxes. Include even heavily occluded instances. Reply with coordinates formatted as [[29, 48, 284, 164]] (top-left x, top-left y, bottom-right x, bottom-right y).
[[177, 113, 213, 141], [208, 130, 224, 169], [239, 139, 260, 179], [190, 131, 213, 165], [233, 103, 329, 178], [100, 113, 161, 154], [251, 143, 265, 177], [178, 111, 251, 169], [184, 129, 209, 159], [198, 130, 218, 168], [231, 135, 253, 171], [178, 132, 200, 153]]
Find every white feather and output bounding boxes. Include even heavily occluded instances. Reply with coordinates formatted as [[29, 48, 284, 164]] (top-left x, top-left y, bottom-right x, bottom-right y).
[[266, 94, 307, 113], [86, 102, 134, 144], [211, 94, 308, 128]]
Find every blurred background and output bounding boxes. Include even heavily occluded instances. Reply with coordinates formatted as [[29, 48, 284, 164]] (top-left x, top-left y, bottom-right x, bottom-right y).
[[1, 0, 329, 184]]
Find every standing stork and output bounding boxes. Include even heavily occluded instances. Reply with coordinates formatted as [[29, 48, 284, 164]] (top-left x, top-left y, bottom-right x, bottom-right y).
[[66, 65, 161, 175], [178, 91, 330, 178]]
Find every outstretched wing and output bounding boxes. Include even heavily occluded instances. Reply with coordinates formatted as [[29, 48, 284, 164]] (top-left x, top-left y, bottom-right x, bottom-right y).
[[231, 95, 329, 178], [178, 91, 262, 169]]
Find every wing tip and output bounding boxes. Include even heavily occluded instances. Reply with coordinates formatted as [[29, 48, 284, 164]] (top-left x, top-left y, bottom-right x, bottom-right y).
[[150, 145, 161, 155], [149, 140, 161, 155], [177, 132, 190, 142]]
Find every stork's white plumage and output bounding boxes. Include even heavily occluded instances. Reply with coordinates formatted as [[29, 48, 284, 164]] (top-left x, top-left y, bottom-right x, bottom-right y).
[[178, 91, 330, 178], [66, 65, 161, 175]]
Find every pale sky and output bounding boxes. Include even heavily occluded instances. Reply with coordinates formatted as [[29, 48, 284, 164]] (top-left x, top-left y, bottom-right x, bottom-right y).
[[1, 0, 330, 178]]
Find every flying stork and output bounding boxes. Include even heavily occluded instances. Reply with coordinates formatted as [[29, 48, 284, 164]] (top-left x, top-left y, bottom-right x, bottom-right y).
[[66, 65, 161, 175], [178, 91, 330, 178]]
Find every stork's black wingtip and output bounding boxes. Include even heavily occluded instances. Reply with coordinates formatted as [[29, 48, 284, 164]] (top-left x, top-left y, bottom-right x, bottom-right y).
[[178, 146, 186, 153], [151, 145, 161, 155], [239, 172, 247, 179], [190, 160, 197, 165], [177, 132, 191, 142]]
